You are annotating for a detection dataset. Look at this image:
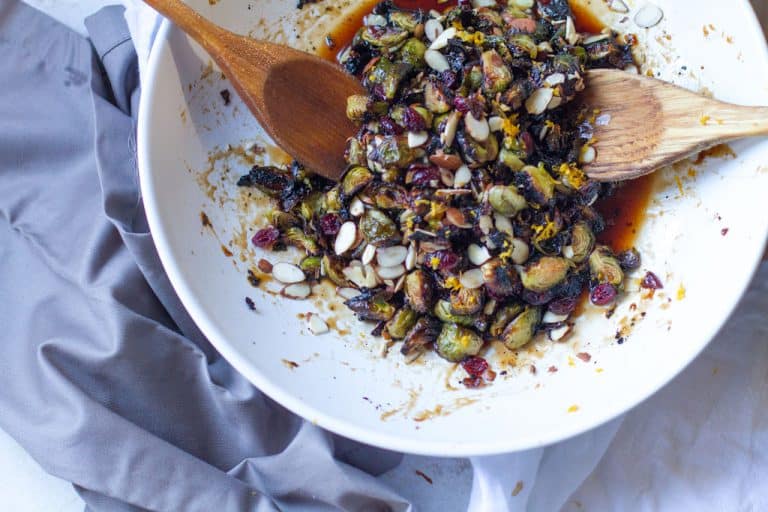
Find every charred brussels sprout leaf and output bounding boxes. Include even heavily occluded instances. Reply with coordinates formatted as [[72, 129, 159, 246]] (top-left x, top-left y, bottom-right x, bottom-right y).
[[345, 290, 396, 322], [520, 256, 570, 293], [237, 166, 292, 197], [364, 56, 412, 100], [322, 255, 350, 287], [424, 81, 452, 114], [436, 323, 484, 362], [488, 185, 528, 216], [361, 26, 409, 49], [516, 164, 557, 205], [481, 259, 521, 297], [401, 316, 441, 357], [457, 129, 499, 165], [284, 227, 320, 255], [501, 306, 541, 349], [490, 302, 524, 337], [300, 255, 322, 279]]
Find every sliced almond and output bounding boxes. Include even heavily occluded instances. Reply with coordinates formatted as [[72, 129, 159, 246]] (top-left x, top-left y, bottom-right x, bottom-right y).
[[441, 111, 461, 147], [272, 262, 305, 284], [439, 167, 455, 187], [465, 113, 490, 142], [548, 324, 572, 342], [361, 243, 376, 265], [543, 73, 566, 87], [471, 0, 497, 7], [376, 245, 408, 267], [425, 19, 444, 42], [405, 242, 417, 270], [429, 26, 456, 50], [308, 314, 329, 334], [337, 287, 361, 300], [565, 16, 579, 45], [349, 197, 365, 217], [394, 274, 406, 293], [525, 87, 554, 115], [460, 269, 485, 289], [425, 49, 450, 72], [468, 244, 491, 266], [429, 153, 462, 170], [495, 214, 514, 235], [445, 207, 469, 228], [453, 165, 472, 188], [343, 263, 378, 289], [634, 4, 663, 28], [376, 264, 406, 280], [334, 221, 357, 255], [364, 13, 387, 26], [408, 131, 429, 148], [488, 116, 504, 132], [542, 311, 569, 324], [484, 298, 497, 316], [478, 215, 493, 235], [510, 238, 530, 265], [282, 283, 311, 299]]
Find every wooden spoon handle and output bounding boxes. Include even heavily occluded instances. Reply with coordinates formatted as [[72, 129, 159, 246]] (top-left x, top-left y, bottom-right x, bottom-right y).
[[695, 103, 768, 141], [143, 0, 229, 54]]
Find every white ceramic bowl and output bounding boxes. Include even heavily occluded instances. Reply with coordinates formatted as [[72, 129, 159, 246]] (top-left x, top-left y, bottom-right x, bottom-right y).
[[138, 0, 768, 456]]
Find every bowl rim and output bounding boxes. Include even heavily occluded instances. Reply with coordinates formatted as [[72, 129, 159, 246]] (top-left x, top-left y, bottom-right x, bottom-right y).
[[137, 1, 768, 456]]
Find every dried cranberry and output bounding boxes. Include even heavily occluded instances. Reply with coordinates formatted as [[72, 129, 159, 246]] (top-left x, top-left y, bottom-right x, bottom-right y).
[[618, 248, 641, 270], [590, 283, 617, 306], [319, 214, 342, 236], [548, 297, 577, 315], [640, 271, 664, 290], [426, 249, 461, 272], [462, 356, 489, 377], [410, 165, 441, 187], [251, 226, 280, 249], [453, 95, 470, 113], [402, 107, 427, 132], [379, 116, 403, 135], [521, 131, 535, 156]]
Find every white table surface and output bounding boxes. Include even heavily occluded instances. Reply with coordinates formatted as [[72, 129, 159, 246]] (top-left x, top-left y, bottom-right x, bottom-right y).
[[4, 2, 766, 512]]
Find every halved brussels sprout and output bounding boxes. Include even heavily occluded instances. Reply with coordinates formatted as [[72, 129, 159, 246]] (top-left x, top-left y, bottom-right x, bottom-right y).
[[364, 56, 411, 100], [300, 255, 322, 279], [501, 306, 541, 349], [489, 303, 524, 337], [386, 307, 419, 340], [517, 164, 557, 205], [299, 191, 326, 220], [361, 26, 409, 49], [284, 227, 320, 255], [344, 290, 396, 322], [433, 300, 475, 327], [389, 10, 421, 32], [237, 165, 291, 197], [482, 49, 512, 94], [520, 257, 570, 292], [436, 323, 484, 362], [404, 269, 436, 314], [366, 182, 410, 210], [367, 135, 418, 171], [450, 287, 485, 316], [488, 185, 527, 216], [506, 34, 538, 58], [498, 148, 526, 172], [401, 316, 441, 357], [424, 81, 452, 114], [346, 95, 369, 122], [400, 38, 427, 67], [322, 255, 350, 287], [269, 210, 301, 230], [360, 208, 401, 246], [342, 166, 374, 197], [481, 258, 521, 297], [568, 222, 595, 263], [325, 187, 342, 212], [457, 129, 499, 165], [345, 138, 366, 167], [588, 245, 624, 286]]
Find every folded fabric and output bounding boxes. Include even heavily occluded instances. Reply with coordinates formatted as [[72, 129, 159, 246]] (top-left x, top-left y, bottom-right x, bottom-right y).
[[0, 2, 409, 510]]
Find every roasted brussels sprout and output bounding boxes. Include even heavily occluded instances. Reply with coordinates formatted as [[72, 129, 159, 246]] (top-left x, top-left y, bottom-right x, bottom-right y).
[[345, 290, 396, 322], [237, 165, 292, 197], [424, 81, 452, 114], [401, 316, 441, 357], [284, 227, 320, 255], [457, 129, 499, 165], [404, 269, 435, 313], [366, 182, 409, 210], [520, 257, 570, 293], [517, 164, 557, 205], [589, 245, 624, 286], [325, 187, 343, 212], [400, 38, 426, 67], [364, 56, 411, 100], [501, 306, 541, 350], [489, 303, 524, 337], [345, 138, 366, 167], [389, 10, 421, 32], [488, 185, 527, 216], [361, 26, 409, 49], [298, 191, 326, 221], [482, 49, 512, 94], [450, 287, 485, 315], [566, 222, 595, 263], [269, 210, 301, 230], [346, 95, 369, 122], [386, 307, 419, 340], [322, 255, 350, 287], [433, 300, 475, 327], [299, 255, 322, 279], [360, 208, 401, 246], [481, 258, 521, 297], [367, 135, 418, 172], [436, 323, 484, 362], [342, 166, 374, 197]]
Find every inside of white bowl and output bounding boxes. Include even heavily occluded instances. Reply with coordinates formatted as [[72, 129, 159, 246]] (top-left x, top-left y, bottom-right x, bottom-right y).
[[138, 0, 768, 455]]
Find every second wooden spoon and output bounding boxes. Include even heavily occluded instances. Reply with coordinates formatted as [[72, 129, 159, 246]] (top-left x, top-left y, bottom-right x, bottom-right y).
[[144, 0, 363, 181]]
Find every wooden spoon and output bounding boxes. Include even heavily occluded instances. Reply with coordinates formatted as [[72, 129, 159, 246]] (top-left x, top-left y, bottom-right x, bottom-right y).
[[581, 69, 768, 181], [143, 0, 363, 181]]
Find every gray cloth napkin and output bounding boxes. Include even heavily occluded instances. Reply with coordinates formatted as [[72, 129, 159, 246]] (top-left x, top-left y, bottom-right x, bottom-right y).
[[0, 2, 411, 510]]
